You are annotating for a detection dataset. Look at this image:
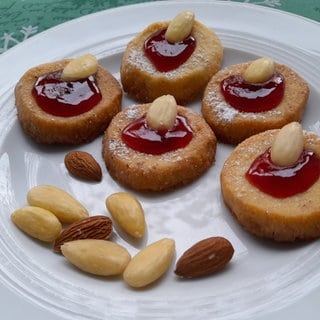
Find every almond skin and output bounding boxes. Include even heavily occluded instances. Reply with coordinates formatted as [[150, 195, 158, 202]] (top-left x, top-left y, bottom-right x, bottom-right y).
[[64, 151, 102, 182], [175, 237, 234, 278], [53, 215, 112, 253]]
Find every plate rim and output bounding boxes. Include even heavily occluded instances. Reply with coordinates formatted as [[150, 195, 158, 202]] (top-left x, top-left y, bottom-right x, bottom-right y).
[[1, 1, 320, 320]]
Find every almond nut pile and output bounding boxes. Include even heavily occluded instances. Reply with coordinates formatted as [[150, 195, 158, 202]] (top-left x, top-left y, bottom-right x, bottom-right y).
[[11, 184, 234, 288]]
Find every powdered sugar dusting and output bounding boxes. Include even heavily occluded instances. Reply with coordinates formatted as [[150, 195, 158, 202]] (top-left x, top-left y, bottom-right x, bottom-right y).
[[108, 139, 130, 158], [128, 49, 156, 75], [127, 44, 209, 80], [308, 121, 320, 135], [108, 137, 183, 163], [127, 48, 182, 79], [124, 104, 141, 119], [205, 88, 282, 122], [215, 102, 239, 122]]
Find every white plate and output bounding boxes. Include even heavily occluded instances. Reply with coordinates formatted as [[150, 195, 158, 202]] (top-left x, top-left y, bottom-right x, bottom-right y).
[[1, 1, 320, 319]]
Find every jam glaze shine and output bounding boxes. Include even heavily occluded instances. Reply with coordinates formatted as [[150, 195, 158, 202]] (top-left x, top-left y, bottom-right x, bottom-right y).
[[144, 28, 196, 72], [221, 72, 285, 112], [32, 70, 102, 117], [121, 114, 193, 155], [246, 148, 320, 198]]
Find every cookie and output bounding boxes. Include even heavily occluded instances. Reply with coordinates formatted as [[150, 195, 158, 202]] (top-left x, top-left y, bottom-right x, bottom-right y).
[[102, 103, 217, 191], [15, 59, 122, 145], [221, 129, 320, 241], [202, 61, 309, 144], [120, 12, 223, 105]]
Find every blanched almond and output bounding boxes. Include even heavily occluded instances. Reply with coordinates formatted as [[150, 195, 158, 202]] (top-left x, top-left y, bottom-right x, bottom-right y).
[[61, 54, 98, 81], [165, 11, 195, 43], [27, 185, 88, 224], [106, 192, 145, 238], [123, 238, 175, 288], [242, 57, 275, 83], [271, 122, 304, 166], [61, 239, 131, 276], [11, 206, 62, 242], [146, 95, 177, 131]]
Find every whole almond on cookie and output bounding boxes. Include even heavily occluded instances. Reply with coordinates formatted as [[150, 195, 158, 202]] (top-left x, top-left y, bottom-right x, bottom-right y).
[[270, 122, 304, 167], [65, 151, 102, 182], [175, 237, 234, 278], [146, 95, 177, 131], [165, 11, 195, 43], [242, 57, 275, 83], [62, 54, 98, 81], [53, 215, 113, 253]]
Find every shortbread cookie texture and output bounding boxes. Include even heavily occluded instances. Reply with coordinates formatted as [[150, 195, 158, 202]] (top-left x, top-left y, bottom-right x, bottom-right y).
[[221, 128, 320, 241], [120, 11, 223, 105], [202, 60, 309, 144], [102, 101, 217, 192], [15, 57, 122, 145]]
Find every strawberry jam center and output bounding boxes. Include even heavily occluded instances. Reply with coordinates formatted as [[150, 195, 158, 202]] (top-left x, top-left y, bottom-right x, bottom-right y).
[[32, 70, 102, 117], [144, 28, 196, 72], [121, 114, 193, 155], [246, 148, 320, 198], [221, 72, 285, 112]]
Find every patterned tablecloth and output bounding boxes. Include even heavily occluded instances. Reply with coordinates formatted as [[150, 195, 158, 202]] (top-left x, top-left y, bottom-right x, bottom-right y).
[[1, 0, 319, 54]]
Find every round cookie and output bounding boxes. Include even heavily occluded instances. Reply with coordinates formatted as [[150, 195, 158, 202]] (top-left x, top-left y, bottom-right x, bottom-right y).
[[202, 62, 309, 144], [102, 104, 217, 191], [221, 129, 320, 241], [120, 20, 223, 105], [15, 59, 122, 145]]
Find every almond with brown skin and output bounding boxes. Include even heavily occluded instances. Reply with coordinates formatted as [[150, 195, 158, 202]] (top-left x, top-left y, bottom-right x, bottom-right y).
[[53, 215, 112, 253], [175, 236, 234, 278], [64, 151, 102, 182]]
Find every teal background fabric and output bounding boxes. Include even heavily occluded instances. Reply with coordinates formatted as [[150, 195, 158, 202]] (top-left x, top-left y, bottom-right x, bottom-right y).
[[1, 0, 319, 53]]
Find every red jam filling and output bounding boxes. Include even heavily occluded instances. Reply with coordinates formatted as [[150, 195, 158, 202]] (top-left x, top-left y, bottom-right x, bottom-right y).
[[246, 148, 320, 198], [144, 28, 196, 72], [220, 72, 285, 112], [121, 114, 193, 155], [32, 70, 102, 117]]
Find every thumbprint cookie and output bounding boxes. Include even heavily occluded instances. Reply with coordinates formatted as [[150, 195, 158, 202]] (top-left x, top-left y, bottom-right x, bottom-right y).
[[221, 123, 320, 241], [15, 54, 122, 145], [102, 95, 217, 191], [202, 57, 309, 144], [120, 11, 223, 105]]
